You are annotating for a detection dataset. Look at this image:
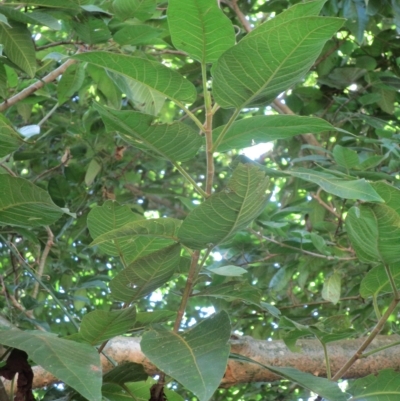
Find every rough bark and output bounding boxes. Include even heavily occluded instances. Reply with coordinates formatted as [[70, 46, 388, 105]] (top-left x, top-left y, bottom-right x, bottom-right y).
[[3, 335, 400, 391]]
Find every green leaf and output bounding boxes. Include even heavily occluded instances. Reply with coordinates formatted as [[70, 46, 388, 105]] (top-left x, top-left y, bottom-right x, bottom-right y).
[[103, 362, 148, 385], [230, 354, 347, 401], [73, 52, 196, 104], [113, 25, 163, 46], [90, 217, 181, 246], [178, 163, 269, 249], [57, 63, 85, 105], [214, 115, 339, 152], [71, 17, 111, 45], [372, 182, 400, 216], [0, 175, 65, 227], [0, 114, 24, 157], [333, 144, 359, 169], [94, 103, 202, 162], [206, 264, 247, 276], [80, 305, 137, 345], [112, 0, 157, 21], [141, 311, 231, 401], [133, 311, 176, 330], [84, 159, 101, 186], [348, 369, 400, 400], [110, 244, 181, 303], [168, 0, 235, 64], [0, 6, 61, 30], [0, 21, 36, 77], [0, 330, 101, 401], [285, 168, 383, 202], [212, 2, 344, 108], [23, 0, 80, 10], [322, 272, 341, 304], [346, 204, 400, 264], [360, 263, 400, 298]]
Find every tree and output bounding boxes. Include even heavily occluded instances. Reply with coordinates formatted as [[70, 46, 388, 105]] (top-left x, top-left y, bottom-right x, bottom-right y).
[[1, 0, 400, 399]]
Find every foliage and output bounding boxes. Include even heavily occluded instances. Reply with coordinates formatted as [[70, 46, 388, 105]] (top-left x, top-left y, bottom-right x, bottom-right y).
[[1, 0, 400, 400]]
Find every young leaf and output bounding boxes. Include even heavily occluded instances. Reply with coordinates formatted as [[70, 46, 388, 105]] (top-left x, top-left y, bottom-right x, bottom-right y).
[[80, 305, 137, 345], [322, 272, 341, 304], [212, 2, 344, 109], [110, 244, 181, 303], [346, 204, 400, 264], [0, 175, 65, 227], [73, 52, 196, 104], [0, 330, 102, 401], [141, 311, 231, 401], [168, 0, 235, 63], [0, 114, 24, 157], [178, 163, 269, 249]]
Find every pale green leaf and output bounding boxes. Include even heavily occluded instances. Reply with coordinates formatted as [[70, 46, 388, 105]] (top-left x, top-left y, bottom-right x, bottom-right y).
[[141, 311, 231, 401], [84, 159, 101, 186], [168, 0, 235, 63], [110, 244, 181, 303], [94, 103, 202, 162], [73, 52, 196, 104], [322, 272, 341, 304], [0, 175, 64, 227], [178, 163, 269, 249], [0, 21, 36, 77], [333, 144, 359, 169], [206, 265, 247, 276], [212, 2, 344, 109], [346, 204, 400, 264], [214, 115, 339, 152], [57, 63, 85, 105], [0, 114, 24, 157], [80, 305, 137, 345], [0, 330, 102, 401], [360, 263, 400, 298]]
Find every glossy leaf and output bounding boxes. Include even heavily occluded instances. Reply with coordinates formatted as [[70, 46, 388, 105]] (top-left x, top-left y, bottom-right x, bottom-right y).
[[73, 52, 196, 104], [212, 2, 344, 108], [141, 311, 231, 401], [0, 330, 102, 401], [214, 115, 340, 152], [110, 244, 181, 303], [94, 103, 202, 162], [168, 0, 235, 63], [80, 306, 137, 345], [0, 175, 65, 227], [178, 163, 269, 249], [346, 204, 400, 264], [360, 263, 400, 298], [0, 114, 24, 157]]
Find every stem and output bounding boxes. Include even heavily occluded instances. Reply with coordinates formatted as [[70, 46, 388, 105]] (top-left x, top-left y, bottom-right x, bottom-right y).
[[362, 340, 400, 358], [321, 341, 331, 380], [174, 100, 206, 134], [38, 102, 59, 126], [211, 108, 241, 152], [331, 297, 400, 381], [384, 264, 399, 300], [202, 63, 214, 195], [172, 161, 207, 198]]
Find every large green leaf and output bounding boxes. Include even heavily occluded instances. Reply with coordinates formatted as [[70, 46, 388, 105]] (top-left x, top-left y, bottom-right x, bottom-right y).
[[168, 0, 235, 64], [73, 52, 196, 104], [57, 63, 85, 105], [212, 2, 344, 109], [0, 114, 24, 157], [23, 0, 80, 10], [372, 181, 400, 216], [346, 204, 400, 264], [0, 6, 61, 30], [141, 311, 231, 401], [0, 175, 65, 227], [94, 103, 202, 162], [110, 244, 181, 303], [113, 25, 163, 47], [103, 362, 148, 385], [285, 168, 383, 202], [333, 144, 359, 169], [112, 0, 157, 21], [214, 115, 339, 152], [178, 163, 269, 249], [360, 263, 400, 298], [80, 305, 137, 345], [0, 21, 36, 77], [90, 217, 181, 246], [0, 330, 102, 401]]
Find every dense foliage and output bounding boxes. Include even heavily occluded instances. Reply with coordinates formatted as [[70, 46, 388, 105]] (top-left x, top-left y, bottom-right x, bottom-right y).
[[2, 0, 400, 400]]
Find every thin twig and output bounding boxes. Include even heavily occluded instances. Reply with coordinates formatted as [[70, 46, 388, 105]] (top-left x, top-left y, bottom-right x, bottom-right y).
[[0, 164, 17, 176], [36, 41, 83, 51], [278, 295, 361, 310], [310, 190, 341, 218]]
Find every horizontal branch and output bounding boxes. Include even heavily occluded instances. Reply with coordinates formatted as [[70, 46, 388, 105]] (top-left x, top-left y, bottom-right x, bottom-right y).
[[4, 335, 400, 391]]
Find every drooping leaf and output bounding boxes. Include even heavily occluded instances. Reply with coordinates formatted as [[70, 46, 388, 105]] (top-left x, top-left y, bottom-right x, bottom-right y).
[[57, 63, 86, 105], [0, 114, 24, 157], [0, 6, 61, 30], [0, 330, 102, 401], [141, 311, 231, 401], [322, 272, 341, 304], [178, 163, 269, 249], [168, 0, 235, 63], [103, 362, 148, 385], [80, 305, 137, 345], [73, 52, 196, 104], [346, 204, 400, 264], [110, 244, 181, 303], [212, 2, 344, 108], [285, 168, 383, 202], [360, 263, 400, 298], [0, 21, 36, 77], [84, 159, 101, 186], [0, 175, 65, 227], [94, 103, 202, 162], [214, 115, 340, 152]]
